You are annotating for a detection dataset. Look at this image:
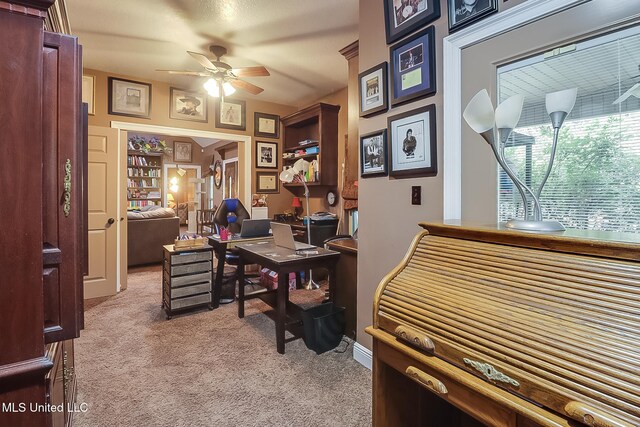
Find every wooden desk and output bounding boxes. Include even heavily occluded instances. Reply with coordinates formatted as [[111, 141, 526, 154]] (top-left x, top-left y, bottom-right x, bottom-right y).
[[207, 234, 273, 308], [235, 241, 340, 354]]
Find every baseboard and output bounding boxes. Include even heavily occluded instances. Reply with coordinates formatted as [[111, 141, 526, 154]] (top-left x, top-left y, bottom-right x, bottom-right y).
[[353, 341, 372, 371]]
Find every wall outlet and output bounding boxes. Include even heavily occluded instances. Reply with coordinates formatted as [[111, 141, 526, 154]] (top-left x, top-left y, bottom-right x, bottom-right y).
[[411, 186, 421, 205]]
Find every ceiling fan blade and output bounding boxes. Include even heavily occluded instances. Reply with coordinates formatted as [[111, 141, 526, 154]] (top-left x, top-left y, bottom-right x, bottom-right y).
[[230, 79, 264, 95], [187, 51, 219, 72], [156, 69, 210, 77], [231, 66, 270, 77]]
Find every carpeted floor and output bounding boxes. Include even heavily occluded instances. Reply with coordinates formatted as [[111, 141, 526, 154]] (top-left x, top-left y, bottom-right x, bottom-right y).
[[74, 265, 372, 427]]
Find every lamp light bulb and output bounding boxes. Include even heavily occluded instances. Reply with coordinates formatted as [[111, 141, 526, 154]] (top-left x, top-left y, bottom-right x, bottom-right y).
[[204, 78, 220, 97]]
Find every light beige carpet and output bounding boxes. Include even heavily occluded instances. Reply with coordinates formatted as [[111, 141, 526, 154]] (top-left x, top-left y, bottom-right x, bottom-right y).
[[74, 265, 372, 427]]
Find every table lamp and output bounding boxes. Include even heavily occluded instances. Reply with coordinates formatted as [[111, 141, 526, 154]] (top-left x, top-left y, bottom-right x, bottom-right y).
[[279, 159, 319, 289], [291, 197, 302, 219]]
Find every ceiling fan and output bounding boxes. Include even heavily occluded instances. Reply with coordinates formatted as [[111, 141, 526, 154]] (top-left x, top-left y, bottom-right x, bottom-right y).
[[157, 45, 270, 97]]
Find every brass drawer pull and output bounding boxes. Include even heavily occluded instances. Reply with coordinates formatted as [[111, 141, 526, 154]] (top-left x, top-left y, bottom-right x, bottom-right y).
[[394, 325, 435, 352], [405, 366, 448, 395], [463, 358, 520, 387], [565, 401, 633, 427]]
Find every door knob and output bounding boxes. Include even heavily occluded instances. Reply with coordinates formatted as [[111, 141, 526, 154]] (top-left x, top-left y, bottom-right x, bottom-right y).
[[120, 217, 124, 221], [107, 217, 115, 225]]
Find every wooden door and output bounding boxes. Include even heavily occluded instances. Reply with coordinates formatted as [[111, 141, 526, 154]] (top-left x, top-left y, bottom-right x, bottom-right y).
[[84, 126, 118, 298]]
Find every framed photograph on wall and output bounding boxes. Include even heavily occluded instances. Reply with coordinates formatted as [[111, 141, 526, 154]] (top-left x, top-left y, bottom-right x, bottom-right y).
[[255, 141, 278, 169], [254, 112, 280, 138], [215, 98, 246, 131], [256, 171, 279, 193], [448, 0, 498, 33], [108, 77, 151, 118], [383, 0, 441, 44], [360, 130, 388, 177], [389, 26, 436, 106], [169, 88, 207, 122], [359, 62, 388, 117], [388, 104, 437, 178], [174, 141, 192, 163], [82, 75, 95, 115]]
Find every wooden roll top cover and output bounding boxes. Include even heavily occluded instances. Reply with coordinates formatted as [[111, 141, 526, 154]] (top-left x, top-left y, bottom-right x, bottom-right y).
[[371, 222, 640, 427]]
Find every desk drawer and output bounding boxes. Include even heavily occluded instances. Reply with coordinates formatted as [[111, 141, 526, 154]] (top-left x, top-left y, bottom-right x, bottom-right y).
[[171, 251, 212, 265], [170, 272, 211, 287], [171, 282, 211, 299], [170, 293, 211, 309], [171, 261, 211, 276]]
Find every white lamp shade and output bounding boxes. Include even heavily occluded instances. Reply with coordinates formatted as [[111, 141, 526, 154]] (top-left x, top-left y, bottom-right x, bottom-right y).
[[222, 81, 236, 96], [463, 89, 495, 133], [293, 158, 310, 174], [545, 88, 577, 115], [203, 78, 220, 97], [495, 94, 524, 129], [279, 168, 296, 183]]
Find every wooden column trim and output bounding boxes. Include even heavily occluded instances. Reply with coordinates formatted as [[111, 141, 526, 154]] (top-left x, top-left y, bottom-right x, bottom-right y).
[[339, 40, 359, 60], [0, 358, 54, 384]]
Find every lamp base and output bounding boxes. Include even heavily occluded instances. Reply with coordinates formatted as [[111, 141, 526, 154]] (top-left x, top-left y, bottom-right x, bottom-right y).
[[505, 219, 566, 232]]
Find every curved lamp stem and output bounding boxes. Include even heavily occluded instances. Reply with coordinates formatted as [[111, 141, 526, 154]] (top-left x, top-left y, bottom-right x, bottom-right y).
[[299, 173, 320, 290]]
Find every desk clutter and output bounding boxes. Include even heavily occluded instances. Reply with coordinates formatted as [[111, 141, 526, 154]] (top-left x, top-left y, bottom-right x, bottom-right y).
[[174, 233, 205, 249]]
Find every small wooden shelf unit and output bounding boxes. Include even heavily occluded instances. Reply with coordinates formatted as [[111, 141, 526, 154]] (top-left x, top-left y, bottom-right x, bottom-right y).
[[281, 103, 340, 188], [127, 150, 163, 209]]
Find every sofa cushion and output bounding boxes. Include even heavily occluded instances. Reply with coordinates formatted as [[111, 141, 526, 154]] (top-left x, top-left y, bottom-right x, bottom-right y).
[[127, 206, 176, 220]]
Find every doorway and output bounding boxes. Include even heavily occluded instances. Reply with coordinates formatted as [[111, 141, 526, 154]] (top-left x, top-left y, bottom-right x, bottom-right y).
[[164, 163, 202, 233]]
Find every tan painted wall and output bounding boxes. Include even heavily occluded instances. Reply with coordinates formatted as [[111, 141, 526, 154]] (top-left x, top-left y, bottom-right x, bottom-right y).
[[357, 0, 616, 348], [84, 67, 297, 216]]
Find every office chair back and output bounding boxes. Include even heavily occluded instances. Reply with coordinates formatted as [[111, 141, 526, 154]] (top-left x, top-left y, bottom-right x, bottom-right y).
[[213, 198, 250, 234]]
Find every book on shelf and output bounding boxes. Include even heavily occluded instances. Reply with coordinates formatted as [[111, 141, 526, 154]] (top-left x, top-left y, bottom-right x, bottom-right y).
[[298, 139, 318, 146]]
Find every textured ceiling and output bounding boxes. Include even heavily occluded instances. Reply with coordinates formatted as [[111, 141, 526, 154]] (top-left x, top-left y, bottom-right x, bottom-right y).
[[66, 0, 359, 107]]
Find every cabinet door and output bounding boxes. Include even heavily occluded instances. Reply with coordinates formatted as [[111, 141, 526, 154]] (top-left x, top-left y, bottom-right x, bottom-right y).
[[42, 31, 84, 343]]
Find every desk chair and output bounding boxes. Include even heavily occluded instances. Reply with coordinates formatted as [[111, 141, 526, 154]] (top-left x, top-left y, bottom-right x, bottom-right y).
[[197, 208, 216, 236], [212, 199, 256, 303]]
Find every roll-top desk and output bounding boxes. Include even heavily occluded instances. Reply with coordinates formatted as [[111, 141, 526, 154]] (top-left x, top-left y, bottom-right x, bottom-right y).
[[366, 223, 640, 427]]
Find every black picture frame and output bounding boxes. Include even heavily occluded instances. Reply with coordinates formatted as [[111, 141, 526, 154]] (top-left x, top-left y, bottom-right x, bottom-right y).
[[359, 62, 389, 118], [389, 26, 436, 107], [108, 77, 152, 119], [213, 160, 223, 189], [215, 98, 246, 131], [256, 171, 279, 194], [169, 87, 207, 123], [174, 141, 192, 163], [448, 0, 498, 33], [254, 112, 280, 138], [383, 0, 441, 44], [388, 104, 437, 178], [360, 130, 388, 177], [255, 141, 278, 169]]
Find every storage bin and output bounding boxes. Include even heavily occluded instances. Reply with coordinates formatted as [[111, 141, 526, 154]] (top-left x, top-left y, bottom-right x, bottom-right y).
[[302, 303, 345, 354]]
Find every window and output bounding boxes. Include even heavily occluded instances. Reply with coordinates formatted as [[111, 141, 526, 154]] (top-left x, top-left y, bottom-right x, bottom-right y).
[[497, 25, 640, 233]]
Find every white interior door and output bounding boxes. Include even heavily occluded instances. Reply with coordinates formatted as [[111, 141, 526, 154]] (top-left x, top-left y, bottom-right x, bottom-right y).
[[84, 125, 118, 298]]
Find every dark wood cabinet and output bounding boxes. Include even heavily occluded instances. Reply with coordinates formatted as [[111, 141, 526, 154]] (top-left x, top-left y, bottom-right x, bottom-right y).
[[281, 103, 340, 188], [45, 340, 76, 427], [0, 3, 85, 426]]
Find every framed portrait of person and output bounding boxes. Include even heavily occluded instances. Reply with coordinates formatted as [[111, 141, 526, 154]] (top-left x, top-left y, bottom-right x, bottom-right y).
[[448, 0, 498, 33], [360, 130, 388, 178], [108, 77, 152, 119], [169, 88, 207, 122], [383, 0, 440, 44], [255, 141, 278, 169], [359, 62, 388, 118], [389, 26, 436, 106], [215, 98, 246, 131], [174, 141, 192, 163], [387, 104, 437, 178], [254, 112, 280, 138]]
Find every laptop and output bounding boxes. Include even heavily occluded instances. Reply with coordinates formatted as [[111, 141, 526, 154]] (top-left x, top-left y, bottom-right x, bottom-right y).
[[238, 219, 272, 238], [270, 222, 316, 251]]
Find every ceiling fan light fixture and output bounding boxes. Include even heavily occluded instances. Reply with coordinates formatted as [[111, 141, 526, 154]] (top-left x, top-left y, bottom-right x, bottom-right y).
[[223, 81, 236, 96], [203, 78, 220, 97]]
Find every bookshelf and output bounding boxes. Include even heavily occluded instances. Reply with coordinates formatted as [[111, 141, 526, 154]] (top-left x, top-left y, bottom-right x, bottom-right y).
[[127, 150, 163, 209], [281, 103, 340, 188]]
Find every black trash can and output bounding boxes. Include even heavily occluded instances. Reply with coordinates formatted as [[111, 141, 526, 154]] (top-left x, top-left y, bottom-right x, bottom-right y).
[[218, 266, 237, 304], [302, 302, 345, 354]]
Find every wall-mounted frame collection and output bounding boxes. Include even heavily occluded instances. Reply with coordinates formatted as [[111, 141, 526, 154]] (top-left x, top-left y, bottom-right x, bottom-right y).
[[359, 0, 498, 179]]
